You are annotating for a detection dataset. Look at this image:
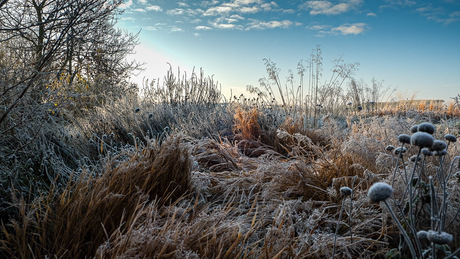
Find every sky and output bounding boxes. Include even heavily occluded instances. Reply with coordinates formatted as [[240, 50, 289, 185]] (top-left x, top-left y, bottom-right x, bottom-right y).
[[117, 0, 460, 102]]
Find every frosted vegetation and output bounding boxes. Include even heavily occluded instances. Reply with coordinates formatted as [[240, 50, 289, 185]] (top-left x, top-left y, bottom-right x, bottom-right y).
[[1, 0, 460, 258]]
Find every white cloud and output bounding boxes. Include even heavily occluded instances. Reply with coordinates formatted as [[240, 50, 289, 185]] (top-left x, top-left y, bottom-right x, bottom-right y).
[[366, 12, 377, 16], [332, 23, 366, 35], [203, 0, 275, 16], [195, 25, 213, 30], [234, 0, 262, 5], [145, 26, 157, 31], [134, 8, 146, 12], [300, 0, 363, 15], [210, 22, 243, 29], [138, 0, 147, 4], [381, 0, 416, 9], [204, 5, 234, 16], [307, 24, 331, 30], [194, 32, 201, 37], [147, 5, 163, 12], [167, 8, 185, 15], [170, 26, 184, 32], [261, 2, 278, 11], [416, 4, 459, 25], [178, 2, 189, 7], [450, 11, 460, 18], [167, 8, 203, 16], [282, 9, 295, 14], [119, 0, 133, 9], [241, 6, 260, 13], [248, 19, 294, 29]]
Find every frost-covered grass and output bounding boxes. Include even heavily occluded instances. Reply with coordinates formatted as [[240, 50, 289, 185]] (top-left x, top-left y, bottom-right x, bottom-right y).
[[1, 67, 460, 258]]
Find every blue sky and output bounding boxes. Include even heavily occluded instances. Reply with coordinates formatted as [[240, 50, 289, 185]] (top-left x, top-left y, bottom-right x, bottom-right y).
[[117, 0, 460, 101]]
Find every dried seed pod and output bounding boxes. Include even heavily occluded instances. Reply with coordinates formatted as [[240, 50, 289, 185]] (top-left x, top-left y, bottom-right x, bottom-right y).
[[411, 132, 434, 148], [368, 182, 393, 203], [418, 122, 435, 135]]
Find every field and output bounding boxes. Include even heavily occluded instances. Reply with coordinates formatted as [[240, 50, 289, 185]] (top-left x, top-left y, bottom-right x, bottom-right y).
[[1, 64, 460, 259], [1, 3, 460, 257]]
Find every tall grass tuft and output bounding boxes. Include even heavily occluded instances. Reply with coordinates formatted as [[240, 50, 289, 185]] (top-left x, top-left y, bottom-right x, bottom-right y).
[[1, 134, 191, 258]]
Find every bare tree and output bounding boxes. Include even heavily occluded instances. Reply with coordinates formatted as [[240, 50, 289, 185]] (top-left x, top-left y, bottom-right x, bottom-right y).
[[0, 0, 140, 125]]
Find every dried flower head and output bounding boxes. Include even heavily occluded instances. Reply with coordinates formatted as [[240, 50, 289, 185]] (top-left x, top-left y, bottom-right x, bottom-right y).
[[445, 134, 457, 143], [433, 150, 447, 156], [340, 187, 353, 197], [411, 132, 434, 148], [386, 145, 395, 152], [431, 140, 447, 152], [368, 182, 393, 203], [394, 147, 407, 155], [410, 125, 419, 133], [418, 122, 435, 135], [421, 148, 433, 156], [417, 230, 429, 241], [427, 230, 453, 245], [398, 134, 411, 144]]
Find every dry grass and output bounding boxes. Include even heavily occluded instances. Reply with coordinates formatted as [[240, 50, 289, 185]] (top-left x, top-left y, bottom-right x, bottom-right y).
[[1, 135, 191, 258], [1, 105, 460, 258]]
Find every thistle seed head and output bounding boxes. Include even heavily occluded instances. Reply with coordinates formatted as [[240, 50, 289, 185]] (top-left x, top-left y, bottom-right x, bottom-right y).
[[368, 182, 393, 203], [431, 140, 447, 152], [417, 230, 429, 241], [418, 122, 435, 135], [398, 134, 411, 144], [394, 147, 407, 155], [421, 148, 433, 156], [433, 149, 447, 156], [340, 187, 353, 197], [410, 125, 419, 133], [386, 145, 395, 152], [427, 230, 453, 245], [411, 132, 434, 148], [445, 134, 457, 143]]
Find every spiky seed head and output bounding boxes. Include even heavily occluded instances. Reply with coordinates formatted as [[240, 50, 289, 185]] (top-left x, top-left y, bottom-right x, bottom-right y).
[[421, 148, 433, 156], [398, 134, 411, 144], [340, 187, 353, 197], [431, 140, 447, 152], [445, 134, 457, 143], [410, 125, 419, 133], [411, 132, 434, 148], [394, 147, 407, 155], [386, 145, 395, 152], [368, 182, 393, 203], [418, 122, 435, 135], [433, 149, 447, 156], [417, 230, 429, 241], [427, 230, 453, 245]]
